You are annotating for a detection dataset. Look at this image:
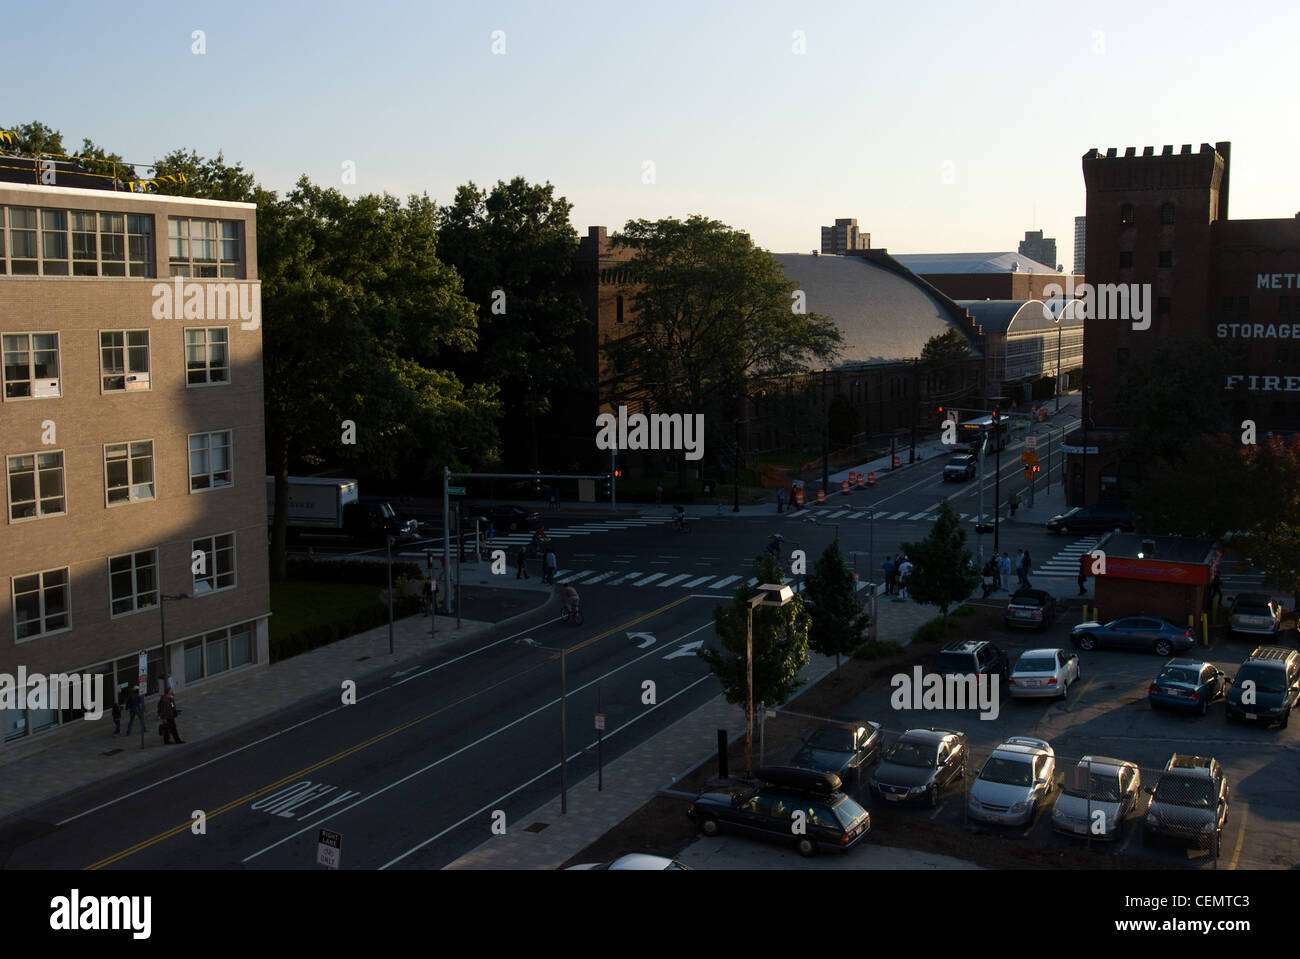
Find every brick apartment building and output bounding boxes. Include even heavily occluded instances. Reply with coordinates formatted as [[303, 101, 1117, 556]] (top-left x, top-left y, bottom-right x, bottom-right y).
[[1070, 141, 1300, 506], [0, 169, 270, 746]]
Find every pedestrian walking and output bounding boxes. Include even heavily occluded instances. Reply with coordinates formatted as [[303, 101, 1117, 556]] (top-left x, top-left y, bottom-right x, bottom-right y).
[[777, 487, 786, 513], [1015, 550, 1027, 588], [125, 686, 146, 735], [549, 486, 559, 510], [1209, 571, 1222, 606], [515, 545, 529, 580], [981, 559, 996, 599], [1077, 569, 1088, 596], [991, 556, 1002, 592], [543, 548, 557, 585], [111, 695, 122, 735], [898, 557, 914, 600], [882, 556, 896, 595], [158, 689, 184, 744], [1020, 549, 1033, 589], [1009, 492, 1019, 518], [656, 483, 663, 504], [1000, 552, 1012, 592]]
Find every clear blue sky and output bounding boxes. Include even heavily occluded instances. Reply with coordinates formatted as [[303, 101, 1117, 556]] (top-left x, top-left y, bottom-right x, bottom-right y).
[[6, 0, 1297, 267]]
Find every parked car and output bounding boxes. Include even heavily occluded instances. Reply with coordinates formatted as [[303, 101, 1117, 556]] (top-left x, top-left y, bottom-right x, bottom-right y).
[[1070, 617, 1195, 656], [933, 640, 1008, 682], [566, 854, 693, 870], [1008, 648, 1080, 701], [687, 766, 871, 857], [1224, 646, 1300, 727], [869, 727, 967, 808], [789, 722, 882, 793], [1044, 505, 1135, 535], [1143, 754, 1229, 849], [1051, 755, 1141, 840], [1148, 659, 1227, 715], [1227, 593, 1283, 638], [943, 454, 976, 482], [967, 737, 1056, 826], [1004, 588, 1057, 630], [463, 505, 541, 532]]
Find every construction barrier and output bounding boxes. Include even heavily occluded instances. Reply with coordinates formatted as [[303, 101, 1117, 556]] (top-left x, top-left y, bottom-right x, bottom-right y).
[[892, 455, 900, 468], [867, 471, 876, 486], [816, 489, 826, 504], [841, 479, 850, 495], [794, 487, 805, 506]]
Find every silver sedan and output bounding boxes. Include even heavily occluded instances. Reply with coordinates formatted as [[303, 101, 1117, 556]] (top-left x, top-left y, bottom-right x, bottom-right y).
[[1008, 648, 1081, 701]]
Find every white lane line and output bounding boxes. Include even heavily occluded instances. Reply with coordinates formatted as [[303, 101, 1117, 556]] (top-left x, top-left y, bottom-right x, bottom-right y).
[[242, 618, 719, 866], [711, 575, 741, 589], [634, 572, 667, 586], [657, 574, 692, 588], [682, 575, 715, 588]]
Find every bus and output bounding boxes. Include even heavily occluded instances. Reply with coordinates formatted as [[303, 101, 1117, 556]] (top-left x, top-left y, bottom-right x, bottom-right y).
[[957, 414, 1009, 454]]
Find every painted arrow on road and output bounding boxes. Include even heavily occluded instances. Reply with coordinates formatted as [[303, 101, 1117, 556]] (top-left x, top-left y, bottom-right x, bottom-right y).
[[664, 640, 704, 660], [629, 632, 656, 649]]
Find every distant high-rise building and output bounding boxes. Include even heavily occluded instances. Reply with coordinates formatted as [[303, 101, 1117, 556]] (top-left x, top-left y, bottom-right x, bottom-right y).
[[1018, 230, 1057, 272], [820, 218, 870, 254], [1073, 216, 1086, 274]]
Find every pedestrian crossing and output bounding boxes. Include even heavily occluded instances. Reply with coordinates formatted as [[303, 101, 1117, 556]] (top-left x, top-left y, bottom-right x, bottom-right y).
[[800, 508, 1002, 524], [1033, 537, 1101, 579], [548, 568, 880, 595]]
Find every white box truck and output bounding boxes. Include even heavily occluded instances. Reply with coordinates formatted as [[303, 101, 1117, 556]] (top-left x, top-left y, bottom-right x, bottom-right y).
[[266, 477, 417, 543]]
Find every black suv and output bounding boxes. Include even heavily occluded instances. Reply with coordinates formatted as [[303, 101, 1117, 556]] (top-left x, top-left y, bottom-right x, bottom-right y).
[[869, 728, 967, 808], [789, 723, 882, 793], [1044, 505, 1135, 535], [943, 454, 976, 482], [934, 640, 1008, 681], [1143, 754, 1229, 850], [687, 766, 872, 857], [1224, 646, 1300, 728]]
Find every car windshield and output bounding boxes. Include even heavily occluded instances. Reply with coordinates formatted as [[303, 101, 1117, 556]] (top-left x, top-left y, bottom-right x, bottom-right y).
[[980, 756, 1034, 787], [883, 741, 935, 767], [934, 653, 974, 672], [1233, 603, 1272, 616], [1015, 657, 1055, 673], [1156, 666, 1200, 685], [1063, 768, 1122, 802], [806, 727, 855, 751], [832, 795, 869, 828], [1155, 775, 1215, 808], [1236, 666, 1284, 695]]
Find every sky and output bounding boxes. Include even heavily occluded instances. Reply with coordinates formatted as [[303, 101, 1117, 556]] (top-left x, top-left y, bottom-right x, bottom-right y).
[[6, 0, 1298, 268]]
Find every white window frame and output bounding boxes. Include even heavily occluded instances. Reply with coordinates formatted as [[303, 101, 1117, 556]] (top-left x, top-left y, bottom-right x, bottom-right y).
[[109, 548, 159, 618], [13, 566, 71, 642], [6, 449, 66, 522], [191, 532, 236, 594], [188, 430, 232, 492], [184, 327, 230, 387], [104, 440, 156, 505], [2, 331, 61, 400], [99, 329, 151, 392], [168, 217, 242, 277]]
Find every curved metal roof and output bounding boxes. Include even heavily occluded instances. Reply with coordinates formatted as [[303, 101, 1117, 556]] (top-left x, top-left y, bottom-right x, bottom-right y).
[[957, 299, 1086, 335], [892, 252, 1058, 275]]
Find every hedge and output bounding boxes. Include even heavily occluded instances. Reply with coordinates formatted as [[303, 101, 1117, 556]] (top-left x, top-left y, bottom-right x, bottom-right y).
[[270, 594, 422, 663], [284, 558, 423, 585]]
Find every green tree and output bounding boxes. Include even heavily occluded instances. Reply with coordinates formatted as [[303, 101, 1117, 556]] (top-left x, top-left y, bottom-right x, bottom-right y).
[[434, 178, 590, 470], [921, 328, 971, 364], [899, 499, 979, 624], [803, 540, 871, 670], [608, 216, 843, 480], [0, 121, 65, 154], [261, 179, 500, 580], [148, 148, 259, 201], [698, 553, 810, 708], [1239, 435, 1300, 608]]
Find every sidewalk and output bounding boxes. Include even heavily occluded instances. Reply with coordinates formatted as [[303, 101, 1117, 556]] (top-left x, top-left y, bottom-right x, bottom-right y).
[[0, 586, 548, 823]]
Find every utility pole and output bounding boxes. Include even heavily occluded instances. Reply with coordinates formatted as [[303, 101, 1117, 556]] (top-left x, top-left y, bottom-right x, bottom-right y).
[[992, 409, 1003, 554]]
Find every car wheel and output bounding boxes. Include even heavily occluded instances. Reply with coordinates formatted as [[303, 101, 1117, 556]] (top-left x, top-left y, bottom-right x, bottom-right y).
[[794, 836, 817, 858], [1059, 525, 1069, 535], [1077, 634, 1096, 651], [699, 816, 720, 837], [1154, 639, 1173, 657], [1061, 679, 1069, 702]]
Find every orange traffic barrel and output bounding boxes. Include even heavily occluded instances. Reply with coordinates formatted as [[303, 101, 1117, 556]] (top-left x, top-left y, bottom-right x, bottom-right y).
[[892, 455, 900, 468], [816, 489, 826, 504], [794, 487, 805, 506], [867, 471, 876, 486], [841, 480, 850, 495]]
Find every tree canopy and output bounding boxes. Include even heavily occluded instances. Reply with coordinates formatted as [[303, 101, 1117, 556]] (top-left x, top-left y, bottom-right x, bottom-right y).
[[899, 499, 979, 624], [803, 540, 871, 669]]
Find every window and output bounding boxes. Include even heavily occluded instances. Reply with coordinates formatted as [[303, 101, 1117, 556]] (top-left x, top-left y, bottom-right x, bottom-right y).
[[109, 549, 158, 616], [1158, 250, 1173, 268], [1120, 203, 1135, 227], [191, 533, 236, 594], [2, 208, 151, 276], [188, 431, 232, 491], [1160, 202, 1175, 225], [1118, 251, 1133, 268], [41, 209, 68, 275], [100, 330, 150, 391], [184, 328, 229, 385], [127, 214, 154, 276], [104, 441, 155, 504], [169, 217, 241, 277], [8, 207, 37, 274], [13, 567, 70, 641], [7, 451, 66, 520], [2, 332, 60, 399]]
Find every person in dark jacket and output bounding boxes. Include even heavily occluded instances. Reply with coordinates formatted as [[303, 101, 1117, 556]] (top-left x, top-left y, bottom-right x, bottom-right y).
[[515, 545, 529, 580], [125, 687, 146, 735], [158, 690, 184, 744]]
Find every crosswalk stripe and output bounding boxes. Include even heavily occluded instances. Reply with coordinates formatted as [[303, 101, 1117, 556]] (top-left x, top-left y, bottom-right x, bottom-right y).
[[825, 509, 851, 519], [682, 575, 715, 588], [658, 574, 692, 587], [907, 512, 928, 521], [634, 572, 666, 586], [560, 570, 601, 583], [855, 580, 869, 592], [887, 511, 909, 520], [711, 574, 741, 589], [746, 577, 758, 587], [609, 571, 643, 585], [582, 571, 617, 584]]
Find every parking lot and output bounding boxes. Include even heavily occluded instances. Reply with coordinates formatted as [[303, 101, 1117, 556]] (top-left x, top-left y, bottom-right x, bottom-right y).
[[713, 615, 1299, 870]]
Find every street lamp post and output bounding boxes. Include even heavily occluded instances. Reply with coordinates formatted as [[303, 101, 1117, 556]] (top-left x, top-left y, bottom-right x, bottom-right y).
[[745, 583, 796, 779], [1054, 316, 1063, 414], [157, 591, 192, 695], [992, 410, 1003, 554]]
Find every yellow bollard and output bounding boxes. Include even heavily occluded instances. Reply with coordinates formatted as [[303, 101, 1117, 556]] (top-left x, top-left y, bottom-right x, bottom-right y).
[[1201, 612, 1209, 646]]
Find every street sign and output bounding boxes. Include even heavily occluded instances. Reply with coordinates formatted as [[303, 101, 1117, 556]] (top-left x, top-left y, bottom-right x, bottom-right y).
[[1024, 436, 1037, 450], [447, 486, 466, 496], [137, 652, 148, 693], [317, 828, 342, 869], [595, 713, 606, 731]]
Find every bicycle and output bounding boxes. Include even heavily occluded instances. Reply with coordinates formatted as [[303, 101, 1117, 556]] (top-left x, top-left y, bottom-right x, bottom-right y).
[[560, 604, 584, 625]]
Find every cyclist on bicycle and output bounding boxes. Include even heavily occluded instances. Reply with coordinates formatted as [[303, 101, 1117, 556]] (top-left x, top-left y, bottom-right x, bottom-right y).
[[561, 584, 580, 615]]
